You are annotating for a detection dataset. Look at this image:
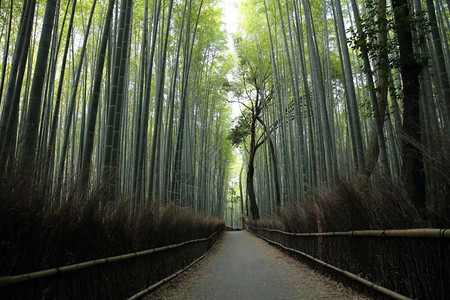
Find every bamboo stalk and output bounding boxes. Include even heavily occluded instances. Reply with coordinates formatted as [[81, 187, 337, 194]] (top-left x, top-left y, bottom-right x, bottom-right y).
[[0, 226, 224, 287], [247, 225, 449, 238], [248, 229, 412, 300]]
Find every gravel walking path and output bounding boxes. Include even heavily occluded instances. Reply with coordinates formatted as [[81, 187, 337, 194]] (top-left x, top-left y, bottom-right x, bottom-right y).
[[145, 231, 369, 300]]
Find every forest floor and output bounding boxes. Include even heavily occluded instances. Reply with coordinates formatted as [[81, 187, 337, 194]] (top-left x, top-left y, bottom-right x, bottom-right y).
[[144, 231, 371, 300]]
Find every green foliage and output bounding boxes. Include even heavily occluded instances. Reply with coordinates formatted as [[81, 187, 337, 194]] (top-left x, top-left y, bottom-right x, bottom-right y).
[[328, 51, 343, 80], [348, 0, 399, 70], [229, 112, 251, 147]]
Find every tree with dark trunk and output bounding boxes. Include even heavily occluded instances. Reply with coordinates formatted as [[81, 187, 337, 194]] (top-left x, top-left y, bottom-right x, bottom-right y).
[[391, 0, 426, 211], [230, 105, 263, 220], [246, 128, 261, 220], [239, 165, 245, 225], [229, 69, 276, 220]]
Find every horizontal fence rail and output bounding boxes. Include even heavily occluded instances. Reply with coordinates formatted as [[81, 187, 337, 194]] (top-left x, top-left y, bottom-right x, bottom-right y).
[[248, 228, 410, 300], [0, 226, 224, 288], [247, 225, 449, 300], [247, 225, 450, 238], [127, 231, 222, 300]]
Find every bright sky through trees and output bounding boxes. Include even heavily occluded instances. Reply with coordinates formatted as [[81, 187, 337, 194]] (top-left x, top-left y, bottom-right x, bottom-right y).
[[220, 0, 240, 47], [221, 0, 242, 119], [221, 0, 243, 204]]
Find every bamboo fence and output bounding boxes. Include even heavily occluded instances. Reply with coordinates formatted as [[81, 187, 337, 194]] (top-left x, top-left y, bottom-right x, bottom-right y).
[[247, 225, 449, 299], [247, 228, 411, 300], [247, 225, 449, 238], [127, 231, 222, 300], [0, 226, 224, 288]]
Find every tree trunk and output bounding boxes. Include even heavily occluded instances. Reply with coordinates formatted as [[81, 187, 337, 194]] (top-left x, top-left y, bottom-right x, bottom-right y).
[[137, 0, 162, 203], [425, 0, 450, 128], [103, 0, 132, 200], [247, 117, 260, 220], [300, 0, 335, 182], [392, 0, 427, 211], [148, 0, 175, 199], [350, 0, 390, 177], [0, 0, 35, 169], [247, 157, 260, 220], [132, 0, 148, 207], [256, 114, 281, 210], [333, 0, 365, 171], [268, 136, 281, 210], [21, 0, 57, 164], [173, 0, 204, 203], [82, 0, 115, 186], [0, 0, 14, 106], [239, 165, 245, 226]]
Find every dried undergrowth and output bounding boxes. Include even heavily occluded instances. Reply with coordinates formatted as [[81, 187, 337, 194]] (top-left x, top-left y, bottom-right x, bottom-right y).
[[0, 170, 224, 299], [247, 177, 449, 299]]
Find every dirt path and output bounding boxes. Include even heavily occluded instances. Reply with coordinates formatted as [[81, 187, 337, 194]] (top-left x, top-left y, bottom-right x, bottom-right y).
[[145, 231, 369, 300]]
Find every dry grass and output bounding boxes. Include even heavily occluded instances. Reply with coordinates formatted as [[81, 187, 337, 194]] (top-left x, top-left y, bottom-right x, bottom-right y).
[[247, 176, 449, 299], [0, 170, 224, 299]]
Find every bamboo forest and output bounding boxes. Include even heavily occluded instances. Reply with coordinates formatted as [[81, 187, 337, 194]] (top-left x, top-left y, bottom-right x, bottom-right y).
[[1, 0, 449, 299]]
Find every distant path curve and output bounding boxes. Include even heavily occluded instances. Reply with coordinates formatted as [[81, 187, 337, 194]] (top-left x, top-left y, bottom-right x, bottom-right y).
[[146, 231, 368, 300]]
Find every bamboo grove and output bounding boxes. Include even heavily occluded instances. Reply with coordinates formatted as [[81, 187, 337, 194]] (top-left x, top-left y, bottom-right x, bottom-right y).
[[0, 0, 233, 217], [1, 0, 449, 222], [230, 0, 449, 219]]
